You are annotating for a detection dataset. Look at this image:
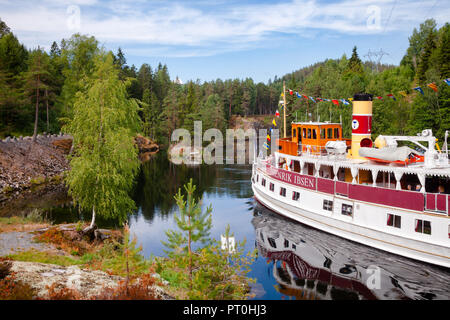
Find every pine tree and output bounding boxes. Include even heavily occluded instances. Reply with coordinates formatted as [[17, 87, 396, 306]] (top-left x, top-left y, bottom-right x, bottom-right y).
[[64, 52, 141, 236], [22, 47, 51, 141], [347, 46, 364, 74], [438, 23, 450, 78], [0, 19, 10, 37], [160, 180, 256, 300], [163, 178, 212, 290], [416, 31, 437, 83]]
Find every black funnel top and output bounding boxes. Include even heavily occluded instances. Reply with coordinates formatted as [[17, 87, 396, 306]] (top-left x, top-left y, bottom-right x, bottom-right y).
[[353, 93, 373, 101]]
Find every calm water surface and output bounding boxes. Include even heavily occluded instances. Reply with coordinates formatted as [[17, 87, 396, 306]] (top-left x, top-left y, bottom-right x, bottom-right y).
[[9, 151, 449, 300], [128, 152, 450, 300]]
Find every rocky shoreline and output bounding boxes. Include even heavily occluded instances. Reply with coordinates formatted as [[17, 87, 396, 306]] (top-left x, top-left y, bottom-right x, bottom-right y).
[[0, 134, 159, 204], [0, 134, 71, 200]]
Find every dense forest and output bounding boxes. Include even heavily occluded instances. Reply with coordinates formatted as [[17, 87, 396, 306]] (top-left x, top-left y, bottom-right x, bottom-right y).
[[0, 18, 448, 144]]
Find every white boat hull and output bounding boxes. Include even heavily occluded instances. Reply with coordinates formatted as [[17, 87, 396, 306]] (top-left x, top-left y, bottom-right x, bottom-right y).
[[252, 166, 450, 268]]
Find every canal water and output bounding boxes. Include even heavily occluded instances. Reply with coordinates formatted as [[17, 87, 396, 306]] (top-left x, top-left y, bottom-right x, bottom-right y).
[[7, 150, 449, 300], [128, 151, 450, 300]]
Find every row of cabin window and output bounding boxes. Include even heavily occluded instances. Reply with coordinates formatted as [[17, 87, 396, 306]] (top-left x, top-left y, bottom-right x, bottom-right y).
[[260, 176, 301, 201], [293, 127, 340, 140], [262, 235, 297, 250], [259, 174, 439, 237], [387, 214, 433, 235]]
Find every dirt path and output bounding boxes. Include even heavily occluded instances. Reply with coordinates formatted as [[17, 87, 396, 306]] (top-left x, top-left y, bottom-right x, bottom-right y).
[[0, 230, 61, 256]]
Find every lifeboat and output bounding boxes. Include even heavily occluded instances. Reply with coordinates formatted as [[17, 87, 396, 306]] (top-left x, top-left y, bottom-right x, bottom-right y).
[[358, 146, 424, 165]]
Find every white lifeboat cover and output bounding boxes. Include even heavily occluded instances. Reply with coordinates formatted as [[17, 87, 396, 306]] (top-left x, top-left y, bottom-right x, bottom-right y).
[[359, 146, 421, 162]]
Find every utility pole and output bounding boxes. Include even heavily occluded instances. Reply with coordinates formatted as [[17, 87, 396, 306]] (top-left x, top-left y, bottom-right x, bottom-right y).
[[364, 49, 389, 73], [283, 81, 287, 138]]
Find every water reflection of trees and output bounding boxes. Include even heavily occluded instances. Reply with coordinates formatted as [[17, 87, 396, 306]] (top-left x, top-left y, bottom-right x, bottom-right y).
[[132, 152, 254, 224]]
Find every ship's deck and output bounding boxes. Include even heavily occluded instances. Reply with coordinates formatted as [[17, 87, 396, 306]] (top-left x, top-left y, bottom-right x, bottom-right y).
[[272, 151, 450, 177]]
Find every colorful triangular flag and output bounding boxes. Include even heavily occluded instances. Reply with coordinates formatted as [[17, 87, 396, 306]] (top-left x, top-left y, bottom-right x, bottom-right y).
[[272, 119, 277, 127], [387, 94, 396, 101], [309, 96, 316, 103], [289, 89, 293, 95], [296, 92, 302, 98], [340, 99, 350, 105], [427, 82, 438, 92], [331, 99, 339, 105], [375, 96, 383, 100], [413, 87, 424, 95], [398, 91, 407, 97], [444, 78, 450, 86], [263, 142, 269, 150], [266, 134, 271, 142], [275, 109, 280, 117]]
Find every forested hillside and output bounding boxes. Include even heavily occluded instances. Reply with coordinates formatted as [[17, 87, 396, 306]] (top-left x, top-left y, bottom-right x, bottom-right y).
[[0, 18, 448, 144]]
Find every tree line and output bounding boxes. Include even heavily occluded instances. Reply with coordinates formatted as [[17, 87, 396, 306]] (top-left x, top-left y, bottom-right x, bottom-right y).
[[0, 18, 448, 144]]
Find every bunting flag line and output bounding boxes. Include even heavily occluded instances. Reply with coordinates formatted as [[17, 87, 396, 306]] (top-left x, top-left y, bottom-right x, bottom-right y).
[[263, 142, 270, 150], [266, 134, 271, 142], [427, 82, 438, 92], [284, 77, 447, 107], [413, 87, 424, 95], [387, 93, 396, 101], [272, 119, 277, 127], [275, 109, 280, 117]]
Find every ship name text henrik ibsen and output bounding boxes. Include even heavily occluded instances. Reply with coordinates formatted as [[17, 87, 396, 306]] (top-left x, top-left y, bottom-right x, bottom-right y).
[[251, 92, 450, 268]]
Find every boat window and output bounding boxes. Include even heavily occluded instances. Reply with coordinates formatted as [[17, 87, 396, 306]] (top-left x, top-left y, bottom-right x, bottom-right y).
[[269, 183, 274, 191], [303, 128, 306, 138], [320, 128, 326, 139], [387, 214, 401, 228], [292, 191, 300, 201], [293, 128, 297, 137], [268, 237, 277, 248], [312, 129, 317, 139], [262, 178, 266, 187], [415, 219, 431, 235], [327, 128, 333, 139], [307, 129, 311, 139], [334, 128, 340, 139], [323, 200, 333, 211], [284, 239, 289, 248], [341, 204, 353, 216], [256, 174, 259, 182], [280, 187, 286, 197]]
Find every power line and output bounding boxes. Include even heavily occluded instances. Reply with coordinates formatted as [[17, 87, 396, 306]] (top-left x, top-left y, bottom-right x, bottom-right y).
[[364, 49, 389, 72]]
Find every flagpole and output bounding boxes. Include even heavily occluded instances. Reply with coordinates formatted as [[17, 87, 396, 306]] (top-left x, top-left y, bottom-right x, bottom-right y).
[[283, 81, 286, 138]]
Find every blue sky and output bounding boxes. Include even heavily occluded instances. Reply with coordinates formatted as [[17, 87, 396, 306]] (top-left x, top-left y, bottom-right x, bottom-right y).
[[1, 0, 448, 83]]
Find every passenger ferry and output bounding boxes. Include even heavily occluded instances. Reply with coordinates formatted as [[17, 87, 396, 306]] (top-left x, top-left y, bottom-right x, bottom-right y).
[[251, 92, 450, 268]]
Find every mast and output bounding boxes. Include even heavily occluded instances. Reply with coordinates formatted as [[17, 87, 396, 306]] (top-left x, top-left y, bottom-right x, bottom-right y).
[[283, 81, 287, 138]]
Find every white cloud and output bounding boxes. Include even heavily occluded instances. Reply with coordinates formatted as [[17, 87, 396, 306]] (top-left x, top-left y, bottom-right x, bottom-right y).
[[0, 0, 448, 56]]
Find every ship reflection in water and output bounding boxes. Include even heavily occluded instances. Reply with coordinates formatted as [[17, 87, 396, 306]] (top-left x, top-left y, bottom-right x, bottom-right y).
[[251, 203, 450, 300]]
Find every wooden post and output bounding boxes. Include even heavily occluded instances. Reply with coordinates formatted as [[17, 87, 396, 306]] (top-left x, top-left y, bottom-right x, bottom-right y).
[[283, 81, 287, 138]]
